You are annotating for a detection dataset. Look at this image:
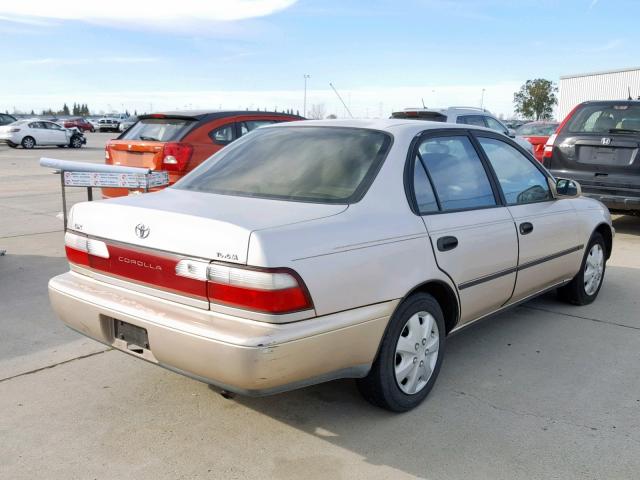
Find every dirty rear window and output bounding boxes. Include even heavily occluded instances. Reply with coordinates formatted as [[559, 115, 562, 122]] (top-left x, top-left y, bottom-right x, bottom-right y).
[[119, 118, 196, 142], [176, 126, 392, 204], [565, 104, 640, 133]]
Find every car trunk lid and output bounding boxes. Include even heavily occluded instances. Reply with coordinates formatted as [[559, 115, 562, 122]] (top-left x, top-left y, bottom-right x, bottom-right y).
[[68, 188, 347, 266]]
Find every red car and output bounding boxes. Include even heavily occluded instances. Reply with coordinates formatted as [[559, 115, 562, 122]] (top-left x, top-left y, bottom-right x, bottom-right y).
[[103, 110, 303, 198], [515, 121, 558, 162], [62, 117, 95, 132]]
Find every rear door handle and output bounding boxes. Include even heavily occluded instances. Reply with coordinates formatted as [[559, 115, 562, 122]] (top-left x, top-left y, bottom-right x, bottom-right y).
[[437, 236, 458, 252], [519, 222, 534, 235]]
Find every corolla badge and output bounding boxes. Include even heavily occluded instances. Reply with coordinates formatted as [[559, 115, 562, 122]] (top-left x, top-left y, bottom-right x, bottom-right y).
[[135, 223, 150, 239], [601, 137, 612, 146]]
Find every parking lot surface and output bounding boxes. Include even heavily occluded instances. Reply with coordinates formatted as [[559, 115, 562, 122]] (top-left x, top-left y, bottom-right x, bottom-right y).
[[1, 134, 639, 479]]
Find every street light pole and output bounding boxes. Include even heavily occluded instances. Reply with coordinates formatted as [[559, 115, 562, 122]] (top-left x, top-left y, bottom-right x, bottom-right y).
[[303, 74, 310, 117], [480, 88, 486, 109]]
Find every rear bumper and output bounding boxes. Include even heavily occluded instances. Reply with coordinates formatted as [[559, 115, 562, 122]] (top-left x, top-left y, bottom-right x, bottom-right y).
[[582, 191, 640, 212], [48, 271, 394, 395]]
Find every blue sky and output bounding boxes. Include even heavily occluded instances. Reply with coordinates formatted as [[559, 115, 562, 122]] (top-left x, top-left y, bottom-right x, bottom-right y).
[[0, 0, 637, 117]]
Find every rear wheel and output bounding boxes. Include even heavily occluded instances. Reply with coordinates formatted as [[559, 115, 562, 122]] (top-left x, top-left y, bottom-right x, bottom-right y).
[[357, 293, 445, 412], [558, 232, 606, 305], [21, 136, 35, 149]]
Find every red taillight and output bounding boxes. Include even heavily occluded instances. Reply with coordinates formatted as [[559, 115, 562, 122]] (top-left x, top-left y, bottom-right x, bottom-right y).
[[542, 133, 556, 163], [65, 231, 109, 267], [162, 142, 193, 172], [206, 264, 313, 314], [176, 260, 313, 314]]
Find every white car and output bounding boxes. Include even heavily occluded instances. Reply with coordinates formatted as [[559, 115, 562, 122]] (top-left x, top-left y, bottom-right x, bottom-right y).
[[48, 119, 612, 411], [392, 107, 534, 153], [0, 120, 86, 149]]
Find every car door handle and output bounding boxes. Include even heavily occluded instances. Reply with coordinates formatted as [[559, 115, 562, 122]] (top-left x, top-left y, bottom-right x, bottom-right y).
[[437, 236, 458, 252], [519, 222, 534, 235]]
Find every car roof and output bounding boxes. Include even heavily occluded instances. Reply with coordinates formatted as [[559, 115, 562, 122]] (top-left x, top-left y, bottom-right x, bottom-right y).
[[264, 118, 495, 136], [139, 110, 305, 122]]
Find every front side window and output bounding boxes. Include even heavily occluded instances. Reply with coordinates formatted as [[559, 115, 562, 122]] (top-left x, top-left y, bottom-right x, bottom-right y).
[[177, 127, 392, 204], [457, 115, 486, 127], [417, 135, 496, 211], [485, 116, 508, 134], [478, 137, 551, 205]]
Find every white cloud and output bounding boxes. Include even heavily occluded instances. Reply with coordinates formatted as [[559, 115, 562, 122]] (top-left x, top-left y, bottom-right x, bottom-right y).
[[0, 1, 297, 24]]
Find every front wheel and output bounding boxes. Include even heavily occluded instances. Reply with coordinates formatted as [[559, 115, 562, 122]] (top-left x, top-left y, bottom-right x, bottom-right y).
[[558, 232, 606, 305], [357, 293, 445, 412], [69, 136, 84, 148]]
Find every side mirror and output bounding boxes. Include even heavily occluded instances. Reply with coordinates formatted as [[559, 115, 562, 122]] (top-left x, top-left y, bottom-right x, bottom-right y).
[[507, 128, 516, 138], [549, 177, 582, 198]]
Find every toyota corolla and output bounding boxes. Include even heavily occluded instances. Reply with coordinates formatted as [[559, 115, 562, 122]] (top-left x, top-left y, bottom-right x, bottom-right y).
[[48, 119, 613, 411]]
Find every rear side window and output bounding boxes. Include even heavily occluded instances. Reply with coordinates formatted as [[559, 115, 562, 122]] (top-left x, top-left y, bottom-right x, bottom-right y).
[[209, 124, 235, 144], [239, 120, 277, 136], [565, 104, 640, 133], [412, 160, 438, 213], [485, 116, 508, 134], [417, 135, 496, 211], [177, 127, 392, 204], [478, 137, 551, 204], [119, 118, 196, 142]]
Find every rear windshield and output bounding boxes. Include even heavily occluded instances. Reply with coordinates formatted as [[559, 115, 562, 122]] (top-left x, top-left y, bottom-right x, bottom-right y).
[[119, 118, 196, 142], [516, 123, 558, 136], [565, 104, 640, 133], [176, 126, 392, 204]]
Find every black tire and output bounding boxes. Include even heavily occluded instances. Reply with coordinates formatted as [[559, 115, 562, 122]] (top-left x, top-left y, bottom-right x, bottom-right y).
[[21, 136, 35, 149], [557, 232, 606, 305], [357, 293, 446, 412], [69, 136, 83, 148]]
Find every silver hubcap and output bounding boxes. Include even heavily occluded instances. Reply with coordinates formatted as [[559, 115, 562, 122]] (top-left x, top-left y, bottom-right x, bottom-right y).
[[24, 138, 34, 148], [584, 244, 604, 296], [394, 311, 439, 395]]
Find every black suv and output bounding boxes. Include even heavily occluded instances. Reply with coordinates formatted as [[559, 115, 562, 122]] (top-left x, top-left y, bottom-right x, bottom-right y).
[[544, 100, 640, 215]]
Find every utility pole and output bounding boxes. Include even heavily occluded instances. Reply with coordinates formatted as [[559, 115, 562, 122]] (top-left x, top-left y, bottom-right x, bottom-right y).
[[303, 74, 311, 117], [480, 88, 486, 109]]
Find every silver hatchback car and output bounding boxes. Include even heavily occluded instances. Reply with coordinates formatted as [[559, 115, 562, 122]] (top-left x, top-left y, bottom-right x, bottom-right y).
[[49, 119, 612, 411]]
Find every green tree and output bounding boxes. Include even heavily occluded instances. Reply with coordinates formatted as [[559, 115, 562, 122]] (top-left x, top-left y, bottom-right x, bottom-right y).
[[61, 103, 70, 116], [513, 79, 557, 120]]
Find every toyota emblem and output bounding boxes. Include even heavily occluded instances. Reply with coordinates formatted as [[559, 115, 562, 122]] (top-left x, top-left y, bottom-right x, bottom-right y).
[[601, 137, 612, 146], [135, 224, 150, 239]]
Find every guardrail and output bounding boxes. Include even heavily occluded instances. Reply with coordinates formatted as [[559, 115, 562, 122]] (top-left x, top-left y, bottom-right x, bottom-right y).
[[39, 157, 169, 229]]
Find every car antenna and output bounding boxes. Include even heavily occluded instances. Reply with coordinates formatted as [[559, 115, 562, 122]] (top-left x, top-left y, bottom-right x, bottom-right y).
[[421, 98, 427, 108], [329, 82, 354, 118], [628, 86, 633, 101]]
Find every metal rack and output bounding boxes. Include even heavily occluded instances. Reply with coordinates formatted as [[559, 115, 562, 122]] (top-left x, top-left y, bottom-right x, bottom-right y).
[[39, 157, 169, 229]]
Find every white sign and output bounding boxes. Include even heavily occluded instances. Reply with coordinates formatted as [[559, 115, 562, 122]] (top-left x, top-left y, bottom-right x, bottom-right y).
[[63, 171, 169, 189]]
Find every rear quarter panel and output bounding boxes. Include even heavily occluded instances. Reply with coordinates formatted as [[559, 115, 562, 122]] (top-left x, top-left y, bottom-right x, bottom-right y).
[[247, 127, 455, 316]]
